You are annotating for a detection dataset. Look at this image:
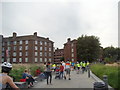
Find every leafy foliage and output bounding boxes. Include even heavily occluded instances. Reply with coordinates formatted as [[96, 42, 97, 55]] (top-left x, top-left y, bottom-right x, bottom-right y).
[[103, 46, 120, 63], [77, 35, 101, 62]]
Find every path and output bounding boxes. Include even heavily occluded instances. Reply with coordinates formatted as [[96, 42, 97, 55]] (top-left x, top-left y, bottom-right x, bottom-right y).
[[33, 70, 96, 88]]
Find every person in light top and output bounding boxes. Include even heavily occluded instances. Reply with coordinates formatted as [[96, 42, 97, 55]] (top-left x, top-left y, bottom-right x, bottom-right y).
[[65, 60, 71, 80]]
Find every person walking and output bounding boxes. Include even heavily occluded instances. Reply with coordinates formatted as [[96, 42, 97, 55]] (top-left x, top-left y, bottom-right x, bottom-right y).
[[0, 62, 19, 90], [59, 63, 64, 79], [76, 62, 80, 74], [65, 60, 71, 80], [45, 62, 52, 85], [61, 61, 66, 79]]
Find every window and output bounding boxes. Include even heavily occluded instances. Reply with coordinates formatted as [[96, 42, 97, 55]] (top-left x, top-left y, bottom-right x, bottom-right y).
[[35, 46, 38, 50], [40, 58, 42, 62], [25, 40, 28, 44], [72, 48, 74, 52], [2, 42, 5, 46], [13, 41, 17, 45], [19, 52, 22, 56], [40, 52, 42, 56], [25, 58, 28, 62], [44, 58, 47, 62], [25, 46, 28, 50], [72, 53, 74, 57], [2, 47, 4, 51], [49, 42, 51, 46], [71, 43, 74, 47], [19, 40, 22, 44], [19, 58, 22, 62], [2, 53, 4, 56], [13, 58, 16, 62], [49, 58, 51, 62], [7, 58, 10, 62], [19, 46, 22, 50], [35, 52, 38, 56], [7, 42, 10, 46], [45, 47, 47, 51], [35, 40, 38, 44], [35, 58, 38, 62], [49, 48, 51, 51], [44, 52, 47, 56], [2, 58, 4, 62], [40, 41, 42, 45], [13, 46, 16, 51], [49, 53, 51, 57], [44, 42, 47, 46], [40, 47, 42, 51], [13, 52, 16, 56], [8, 47, 11, 51], [25, 52, 28, 56]]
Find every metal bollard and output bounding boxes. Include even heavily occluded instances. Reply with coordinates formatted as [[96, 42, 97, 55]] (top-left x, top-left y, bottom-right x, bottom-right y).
[[103, 75, 108, 90], [88, 66, 90, 78]]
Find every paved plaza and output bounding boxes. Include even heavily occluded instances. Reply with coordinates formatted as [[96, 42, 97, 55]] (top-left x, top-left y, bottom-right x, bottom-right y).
[[33, 70, 96, 88]]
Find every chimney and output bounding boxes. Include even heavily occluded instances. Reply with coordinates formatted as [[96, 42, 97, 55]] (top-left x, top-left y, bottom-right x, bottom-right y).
[[67, 38, 71, 42], [13, 32, 17, 38], [34, 32, 37, 37], [46, 37, 49, 40]]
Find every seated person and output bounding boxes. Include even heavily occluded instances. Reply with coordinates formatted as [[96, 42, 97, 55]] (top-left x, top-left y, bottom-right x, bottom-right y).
[[22, 69, 34, 88], [35, 67, 41, 76], [0, 62, 19, 90]]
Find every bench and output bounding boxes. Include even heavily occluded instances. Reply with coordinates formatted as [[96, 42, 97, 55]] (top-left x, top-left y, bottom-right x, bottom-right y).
[[15, 82, 27, 88]]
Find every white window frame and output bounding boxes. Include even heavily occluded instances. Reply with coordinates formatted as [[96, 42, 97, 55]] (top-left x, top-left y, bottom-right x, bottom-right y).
[[19, 58, 22, 62], [40, 58, 42, 62], [19, 40, 22, 44], [19, 52, 22, 56], [25, 40, 28, 44], [40, 52, 42, 56], [13, 58, 16, 62], [40, 41, 42, 45], [44, 58, 47, 62], [35, 58, 38, 62], [35, 46, 38, 50], [25, 58, 28, 62], [25, 46, 28, 50], [40, 47, 42, 51], [35, 52, 38, 56], [35, 40, 38, 44]]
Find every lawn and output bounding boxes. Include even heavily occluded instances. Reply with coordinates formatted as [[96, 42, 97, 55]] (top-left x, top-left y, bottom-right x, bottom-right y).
[[90, 63, 119, 89]]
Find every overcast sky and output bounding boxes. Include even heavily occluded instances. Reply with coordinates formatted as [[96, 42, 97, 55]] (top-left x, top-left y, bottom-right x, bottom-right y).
[[0, 0, 119, 49]]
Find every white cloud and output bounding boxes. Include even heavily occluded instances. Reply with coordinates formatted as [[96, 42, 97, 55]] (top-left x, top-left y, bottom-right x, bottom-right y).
[[1, 0, 119, 48]]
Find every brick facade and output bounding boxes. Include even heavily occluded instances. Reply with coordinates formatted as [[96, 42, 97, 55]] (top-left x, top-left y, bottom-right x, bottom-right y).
[[2, 32, 54, 63], [64, 38, 77, 62], [54, 48, 64, 64]]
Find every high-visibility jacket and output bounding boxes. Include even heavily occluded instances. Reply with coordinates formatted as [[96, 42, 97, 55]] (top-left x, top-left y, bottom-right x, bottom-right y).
[[80, 62, 83, 66], [77, 63, 80, 67], [82, 63, 86, 67], [87, 62, 90, 66]]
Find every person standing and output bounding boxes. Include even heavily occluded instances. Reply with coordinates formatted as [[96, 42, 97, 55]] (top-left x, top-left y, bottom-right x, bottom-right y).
[[45, 62, 52, 85]]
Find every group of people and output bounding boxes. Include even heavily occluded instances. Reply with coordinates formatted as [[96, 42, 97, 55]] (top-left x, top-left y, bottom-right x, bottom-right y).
[[0, 61, 90, 89]]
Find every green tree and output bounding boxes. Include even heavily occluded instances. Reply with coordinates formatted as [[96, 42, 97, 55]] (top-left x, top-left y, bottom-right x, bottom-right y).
[[103, 46, 120, 62], [77, 35, 101, 62]]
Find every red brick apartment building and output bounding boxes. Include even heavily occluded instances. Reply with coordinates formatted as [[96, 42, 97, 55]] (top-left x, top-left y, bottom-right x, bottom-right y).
[[1, 32, 54, 63], [64, 38, 77, 62], [54, 48, 64, 64]]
